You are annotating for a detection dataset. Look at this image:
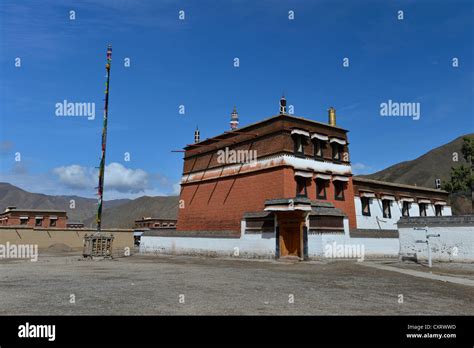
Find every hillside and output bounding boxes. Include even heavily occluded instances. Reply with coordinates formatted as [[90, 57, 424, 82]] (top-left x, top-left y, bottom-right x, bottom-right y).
[[361, 134, 473, 188], [360, 134, 473, 215], [0, 183, 129, 222], [83, 195, 180, 229]]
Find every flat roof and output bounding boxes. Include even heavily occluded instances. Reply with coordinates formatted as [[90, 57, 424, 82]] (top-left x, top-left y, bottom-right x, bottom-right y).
[[353, 176, 448, 194], [1, 209, 67, 214], [185, 113, 348, 150]]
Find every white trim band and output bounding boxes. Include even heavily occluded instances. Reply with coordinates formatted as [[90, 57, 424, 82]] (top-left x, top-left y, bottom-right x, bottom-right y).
[[418, 199, 431, 204], [329, 138, 346, 145], [311, 133, 329, 141], [399, 197, 414, 202], [360, 192, 375, 198], [19, 216, 29, 219], [434, 201, 447, 206], [314, 173, 331, 180], [291, 129, 310, 137], [35, 216, 44, 219], [333, 175, 349, 182], [381, 195, 395, 201], [294, 170, 313, 178]]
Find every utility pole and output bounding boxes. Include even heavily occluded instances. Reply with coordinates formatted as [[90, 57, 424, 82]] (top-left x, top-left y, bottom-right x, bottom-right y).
[[415, 226, 440, 268], [96, 44, 112, 233]]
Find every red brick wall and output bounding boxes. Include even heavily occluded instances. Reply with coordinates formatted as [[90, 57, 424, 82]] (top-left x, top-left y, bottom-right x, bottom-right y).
[[177, 167, 287, 232], [177, 166, 357, 232]]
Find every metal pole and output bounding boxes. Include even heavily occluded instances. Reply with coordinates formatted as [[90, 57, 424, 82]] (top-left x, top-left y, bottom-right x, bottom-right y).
[[96, 44, 112, 233], [427, 237, 432, 268]]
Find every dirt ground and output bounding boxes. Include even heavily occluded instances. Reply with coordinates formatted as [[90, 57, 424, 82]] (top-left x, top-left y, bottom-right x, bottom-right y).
[[0, 252, 473, 315]]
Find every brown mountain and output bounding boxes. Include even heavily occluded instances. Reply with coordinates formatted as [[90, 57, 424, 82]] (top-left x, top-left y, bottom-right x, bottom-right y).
[[0, 183, 129, 222], [83, 195, 180, 229], [360, 134, 473, 215], [360, 134, 473, 189]]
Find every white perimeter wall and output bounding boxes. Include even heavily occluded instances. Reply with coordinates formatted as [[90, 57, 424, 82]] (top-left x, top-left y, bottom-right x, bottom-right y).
[[354, 197, 452, 230], [140, 218, 399, 259], [308, 234, 399, 258], [140, 232, 276, 259], [399, 225, 474, 262]]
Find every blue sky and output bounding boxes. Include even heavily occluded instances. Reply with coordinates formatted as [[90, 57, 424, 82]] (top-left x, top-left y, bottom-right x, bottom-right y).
[[0, 0, 473, 199]]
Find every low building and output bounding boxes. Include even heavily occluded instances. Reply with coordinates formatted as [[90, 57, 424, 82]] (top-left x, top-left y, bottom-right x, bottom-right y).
[[0, 207, 68, 228], [134, 217, 177, 229], [66, 221, 85, 229]]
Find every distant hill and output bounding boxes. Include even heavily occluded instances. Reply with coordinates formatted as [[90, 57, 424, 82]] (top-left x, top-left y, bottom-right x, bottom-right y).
[[360, 134, 474, 189], [359, 134, 473, 215], [83, 195, 180, 229], [0, 183, 130, 222]]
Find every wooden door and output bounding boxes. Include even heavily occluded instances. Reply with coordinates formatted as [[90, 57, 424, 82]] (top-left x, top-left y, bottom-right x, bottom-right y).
[[278, 213, 303, 257]]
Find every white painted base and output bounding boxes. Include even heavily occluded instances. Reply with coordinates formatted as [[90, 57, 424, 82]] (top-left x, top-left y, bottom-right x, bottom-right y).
[[399, 225, 474, 262], [140, 232, 276, 259]]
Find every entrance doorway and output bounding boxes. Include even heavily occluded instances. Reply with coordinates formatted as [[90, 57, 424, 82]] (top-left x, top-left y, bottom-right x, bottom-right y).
[[277, 211, 305, 259]]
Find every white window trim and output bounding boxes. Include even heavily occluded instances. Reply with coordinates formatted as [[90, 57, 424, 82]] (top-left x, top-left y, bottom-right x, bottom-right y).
[[291, 129, 310, 137], [333, 175, 349, 182], [329, 137, 346, 145], [311, 133, 329, 141], [314, 173, 331, 180]]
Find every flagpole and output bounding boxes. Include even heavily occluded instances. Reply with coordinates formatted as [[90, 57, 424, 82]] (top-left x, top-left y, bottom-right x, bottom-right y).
[[96, 44, 112, 233]]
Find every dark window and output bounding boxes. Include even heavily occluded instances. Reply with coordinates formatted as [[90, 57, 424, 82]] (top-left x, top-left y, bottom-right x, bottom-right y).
[[316, 179, 327, 199], [296, 177, 307, 197], [293, 135, 305, 157], [334, 181, 345, 200], [35, 218, 42, 227], [332, 143, 344, 161], [49, 219, 57, 227], [382, 200, 392, 219], [402, 202, 410, 217], [361, 197, 371, 216], [20, 218, 28, 225], [419, 203, 427, 217], [435, 205, 443, 216], [313, 139, 325, 158]]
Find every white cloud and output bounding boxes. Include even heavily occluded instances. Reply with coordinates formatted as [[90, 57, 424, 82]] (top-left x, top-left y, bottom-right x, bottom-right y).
[[351, 163, 373, 175], [53, 162, 149, 193], [53, 164, 95, 189]]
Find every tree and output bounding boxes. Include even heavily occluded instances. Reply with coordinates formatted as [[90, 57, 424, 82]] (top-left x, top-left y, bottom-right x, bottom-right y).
[[442, 136, 474, 194]]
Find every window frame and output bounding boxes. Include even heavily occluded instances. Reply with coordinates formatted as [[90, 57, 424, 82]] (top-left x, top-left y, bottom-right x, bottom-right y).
[[334, 181, 345, 201], [313, 139, 325, 159], [293, 135, 305, 157], [315, 178, 327, 200], [402, 201, 410, 217], [296, 176, 308, 197], [419, 203, 427, 217], [382, 199, 392, 219], [361, 197, 371, 216]]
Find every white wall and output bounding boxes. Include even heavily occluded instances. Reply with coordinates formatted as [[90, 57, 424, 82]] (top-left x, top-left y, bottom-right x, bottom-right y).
[[140, 232, 276, 259], [307, 233, 399, 258], [399, 224, 474, 262], [354, 197, 451, 230]]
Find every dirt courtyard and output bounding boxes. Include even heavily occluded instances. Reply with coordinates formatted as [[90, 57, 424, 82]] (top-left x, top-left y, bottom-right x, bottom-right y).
[[0, 252, 473, 315]]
